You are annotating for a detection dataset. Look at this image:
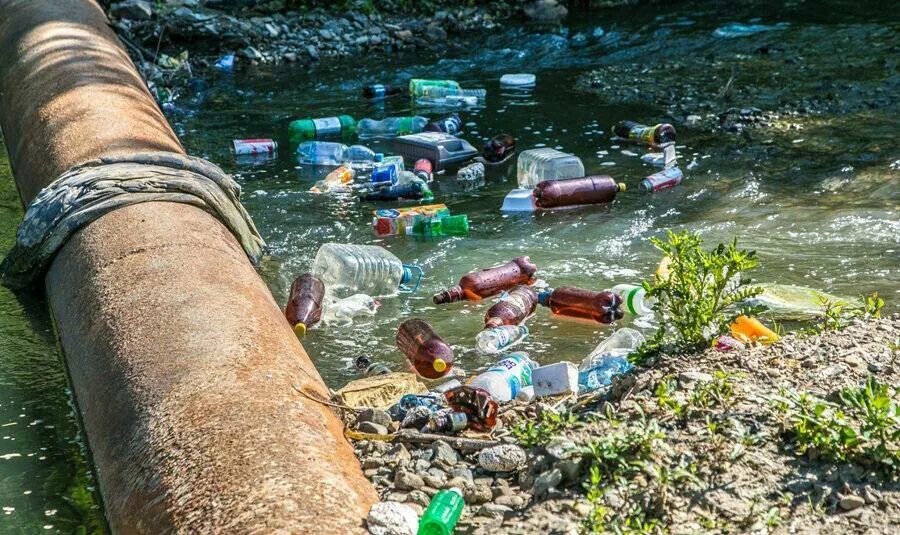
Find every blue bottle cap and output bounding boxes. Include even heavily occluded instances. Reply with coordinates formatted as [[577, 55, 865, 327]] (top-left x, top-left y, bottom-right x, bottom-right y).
[[399, 264, 424, 293], [537, 289, 553, 306]]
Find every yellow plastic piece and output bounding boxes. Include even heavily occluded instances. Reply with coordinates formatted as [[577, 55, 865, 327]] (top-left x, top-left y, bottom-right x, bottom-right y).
[[730, 315, 779, 344], [293, 323, 307, 338], [433, 358, 447, 373]]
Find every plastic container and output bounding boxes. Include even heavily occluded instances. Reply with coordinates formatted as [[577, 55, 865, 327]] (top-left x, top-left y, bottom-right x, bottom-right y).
[[289, 115, 355, 142], [396, 319, 455, 379], [475, 325, 529, 354], [363, 179, 433, 201], [467, 353, 538, 402], [730, 315, 780, 344], [296, 141, 346, 165], [311, 243, 423, 297], [612, 121, 676, 145], [640, 167, 684, 192], [322, 293, 379, 326], [501, 188, 537, 212], [611, 284, 655, 316], [581, 328, 645, 370], [284, 274, 325, 337], [233, 138, 276, 156], [500, 73, 536, 87], [484, 285, 538, 328], [578, 355, 633, 393], [534, 176, 626, 208], [538, 287, 624, 324], [483, 134, 516, 164], [456, 161, 485, 182], [517, 148, 585, 189], [424, 113, 462, 135], [357, 116, 428, 139], [391, 132, 479, 171], [411, 214, 469, 238], [372, 204, 450, 237], [418, 488, 465, 535], [363, 84, 404, 99], [433, 256, 537, 304]]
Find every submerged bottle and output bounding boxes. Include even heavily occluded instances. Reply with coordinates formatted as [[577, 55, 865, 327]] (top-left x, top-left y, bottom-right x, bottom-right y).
[[482, 134, 516, 164], [418, 488, 465, 535], [309, 165, 355, 193], [456, 161, 485, 182], [484, 285, 538, 328], [578, 355, 633, 392], [517, 148, 585, 189], [419, 85, 487, 99], [433, 256, 537, 304], [613, 121, 676, 145], [534, 176, 626, 208], [640, 167, 684, 193], [289, 115, 356, 142], [538, 287, 624, 324], [424, 113, 462, 135], [611, 284, 655, 316], [363, 179, 433, 201], [311, 243, 423, 297], [581, 327, 645, 370], [468, 353, 538, 402], [411, 214, 469, 238], [363, 84, 405, 99], [475, 325, 529, 354], [417, 95, 479, 107], [354, 355, 391, 376], [284, 274, 325, 337], [296, 142, 380, 166], [357, 116, 428, 138], [409, 78, 461, 96], [396, 319, 455, 379]]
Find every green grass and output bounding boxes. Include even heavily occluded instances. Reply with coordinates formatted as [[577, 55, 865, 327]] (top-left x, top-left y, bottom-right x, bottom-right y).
[[653, 370, 740, 420], [806, 291, 885, 334], [511, 409, 579, 448]]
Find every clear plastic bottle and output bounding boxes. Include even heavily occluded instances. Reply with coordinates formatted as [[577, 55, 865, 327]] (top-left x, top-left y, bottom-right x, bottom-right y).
[[409, 78, 461, 96], [357, 116, 428, 139], [416, 95, 479, 107], [322, 293, 379, 326], [418, 488, 465, 535], [475, 325, 529, 354], [418, 85, 487, 99], [311, 243, 423, 297], [296, 142, 381, 166], [467, 353, 538, 402], [581, 327, 645, 370], [611, 284, 656, 316], [578, 355, 633, 393], [346, 145, 381, 165], [456, 161, 485, 182], [363, 179, 433, 202], [517, 148, 585, 189]]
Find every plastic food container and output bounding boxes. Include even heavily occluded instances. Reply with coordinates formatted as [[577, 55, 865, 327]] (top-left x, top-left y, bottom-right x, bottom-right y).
[[390, 132, 478, 171], [500, 188, 537, 212], [516, 148, 585, 189]]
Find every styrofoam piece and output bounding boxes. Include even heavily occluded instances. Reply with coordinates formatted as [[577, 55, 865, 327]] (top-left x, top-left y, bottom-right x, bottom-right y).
[[501, 188, 536, 212], [532, 362, 579, 397]]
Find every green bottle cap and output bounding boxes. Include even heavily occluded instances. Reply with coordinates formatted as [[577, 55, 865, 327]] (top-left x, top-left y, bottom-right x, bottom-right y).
[[440, 214, 469, 236], [288, 119, 315, 143], [338, 115, 356, 135]]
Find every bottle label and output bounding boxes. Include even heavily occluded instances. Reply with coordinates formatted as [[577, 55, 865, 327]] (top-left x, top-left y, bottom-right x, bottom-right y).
[[313, 117, 342, 135], [644, 167, 683, 191], [370, 84, 385, 98], [622, 285, 642, 315]]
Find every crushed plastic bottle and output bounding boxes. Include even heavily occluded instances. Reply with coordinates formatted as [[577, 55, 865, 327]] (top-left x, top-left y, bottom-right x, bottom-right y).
[[289, 114, 356, 142], [640, 167, 684, 192], [533, 176, 625, 208], [309, 165, 355, 193], [396, 319, 455, 379], [612, 121, 676, 145], [581, 328, 645, 370], [538, 287, 624, 324], [284, 274, 325, 337], [322, 293, 380, 326], [418, 488, 465, 535], [475, 325, 529, 354], [444, 386, 498, 431], [433, 256, 537, 304], [611, 284, 655, 316], [357, 116, 428, 139], [311, 243, 423, 297], [411, 214, 469, 238], [578, 355, 633, 393], [484, 285, 538, 328], [517, 148, 585, 189], [424, 113, 462, 135], [467, 353, 538, 403], [456, 161, 485, 182], [425, 410, 468, 434]]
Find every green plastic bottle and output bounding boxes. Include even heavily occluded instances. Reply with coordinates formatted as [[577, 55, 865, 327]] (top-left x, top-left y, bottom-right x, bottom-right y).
[[412, 214, 469, 238], [288, 115, 356, 143], [418, 488, 464, 535], [409, 79, 461, 98]]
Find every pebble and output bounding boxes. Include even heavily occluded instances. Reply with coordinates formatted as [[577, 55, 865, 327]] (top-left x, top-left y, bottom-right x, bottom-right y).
[[449, 466, 474, 483], [382, 444, 411, 466], [478, 444, 528, 472], [678, 371, 713, 386], [394, 470, 425, 491], [430, 440, 459, 468], [533, 468, 563, 499], [367, 501, 419, 535], [358, 408, 393, 428], [464, 483, 494, 505], [494, 494, 526, 508], [839, 494, 866, 511], [358, 421, 388, 435], [479, 503, 512, 518]]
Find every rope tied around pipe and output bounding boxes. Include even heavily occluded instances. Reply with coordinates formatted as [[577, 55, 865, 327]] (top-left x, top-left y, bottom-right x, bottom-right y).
[[1, 151, 266, 288]]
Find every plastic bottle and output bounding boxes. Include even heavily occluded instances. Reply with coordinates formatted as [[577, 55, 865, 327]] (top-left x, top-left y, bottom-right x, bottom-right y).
[[284, 274, 325, 337], [289, 115, 356, 142], [346, 145, 382, 166], [311, 243, 423, 296], [484, 285, 538, 328], [581, 327, 645, 370], [363, 84, 405, 99], [357, 116, 428, 138], [414, 159, 433, 182], [425, 410, 468, 434], [475, 325, 529, 354], [467, 353, 538, 402], [444, 386, 498, 431], [417, 95, 479, 107], [517, 148, 585, 189], [396, 319, 455, 379], [433, 256, 537, 304], [364, 179, 433, 201], [296, 142, 380, 166], [612, 121, 676, 145], [354, 355, 391, 376], [418, 85, 487, 99], [418, 488, 465, 535], [729, 315, 780, 344], [323, 293, 380, 326], [537, 287, 624, 324], [411, 214, 469, 238], [409, 79, 461, 96], [309, 165, 355, 193], [611, 284, 655, 316], [640, 167, 684, 193], [482, 134, 516, 164], [533, 176, 626, 208], [456, 161, 485, 182], [578, 355, 633, 393], [424, 113, 462, 135]]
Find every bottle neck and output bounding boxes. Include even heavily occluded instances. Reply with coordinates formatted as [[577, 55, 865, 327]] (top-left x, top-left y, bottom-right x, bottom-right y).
[[433, 285, 464, 304], [537, 289, 553, 307]]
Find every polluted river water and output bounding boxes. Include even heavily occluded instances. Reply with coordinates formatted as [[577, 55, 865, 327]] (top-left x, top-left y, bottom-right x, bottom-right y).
[[0, 1, 898, 530]]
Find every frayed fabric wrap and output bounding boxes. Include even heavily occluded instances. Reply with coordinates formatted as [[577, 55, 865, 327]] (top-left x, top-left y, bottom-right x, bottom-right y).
[[1, 152, 265, 288]]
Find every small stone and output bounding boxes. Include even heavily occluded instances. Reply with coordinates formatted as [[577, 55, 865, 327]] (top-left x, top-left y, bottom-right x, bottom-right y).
[[478, 444, 527, 472], [685, 114, 702, 127], [839, 494, 866, 511], [464, 483, 493, 505], [862, 486, 880, 505], [444, 477, 470, 490], [282, 52, 298, 62], [306, 45, 319, 60], [495, 494, 525, 508], [449, 466, 474, 483], [359, 408, 393, 428], [556, 458, 584, 483], [383, 444, 411, 466], [109, 0, 152, 21], [407, 490, 431, 507], [678, 371, 713, 386], [523, 0, 568, 23], [358, 421, 388, 435], [384, 492, 408, 503], [395, 470, 425, 491], [422, 471, 445, 489], [479, 503, 511, 518], [430, 440, 459, 468], [367, 501, 418, 535], [396, 30, 413, 41], [532, 468, 562, 499], [264, 22, 280, 38], [411, 459, 431, 473]]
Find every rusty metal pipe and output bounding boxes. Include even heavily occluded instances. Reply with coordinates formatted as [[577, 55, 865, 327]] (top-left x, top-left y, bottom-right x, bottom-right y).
[[0, 0, 377, 532]]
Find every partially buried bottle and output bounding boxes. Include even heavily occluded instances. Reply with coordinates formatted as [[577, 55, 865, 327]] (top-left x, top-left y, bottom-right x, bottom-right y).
[[482, 134, 516, 164], [467, 352, 538, 402], [284, 274, 325, 337], [538, 287, 624, 324], [357, 116, 428, 138], [612, 120, 676, 145], [483, 285, 537, 328], [433, 256, 537, 304], [581, 327, 645, 370], [396, 319, 455, 379], [475, 325, 529, 354], [289, 115, 356, 142], [533, 176, 626, 208], [311, 243, 423, 297], [425, 410, 468, 434], [418, 488, 465, 535]]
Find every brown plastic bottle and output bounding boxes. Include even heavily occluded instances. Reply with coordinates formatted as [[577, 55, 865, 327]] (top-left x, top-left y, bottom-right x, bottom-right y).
[[396, 319, 455, 379], [433, 256, 538, 304], [284, 273, 325, 337], [537, 287, 624, 324], [534, 176, 626, 208], [613, 121, 676, 145], [484, 285, 538, 328]]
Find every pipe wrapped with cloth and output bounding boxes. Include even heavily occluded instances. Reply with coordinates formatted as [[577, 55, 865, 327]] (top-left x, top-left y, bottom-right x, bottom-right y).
[[0, 0, 377, 532]]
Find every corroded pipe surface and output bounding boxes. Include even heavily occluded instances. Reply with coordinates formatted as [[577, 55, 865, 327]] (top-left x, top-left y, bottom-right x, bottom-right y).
[[0, 0, 377, 532]]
